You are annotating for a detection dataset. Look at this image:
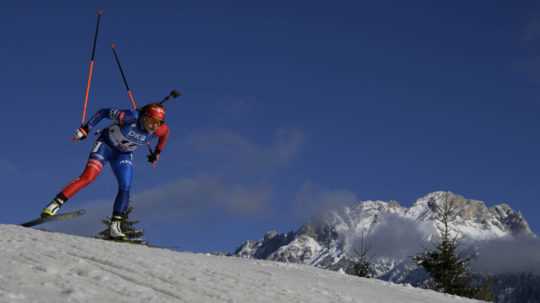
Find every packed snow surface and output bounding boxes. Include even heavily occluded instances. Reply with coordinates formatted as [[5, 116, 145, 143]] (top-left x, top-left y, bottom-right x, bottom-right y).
[[0, 225, 483, 303]]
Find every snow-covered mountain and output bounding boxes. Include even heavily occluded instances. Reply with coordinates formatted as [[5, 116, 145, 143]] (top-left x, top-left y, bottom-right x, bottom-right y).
[[0, 224, 483, 303], [235, 191, 532, 269], [233, 191, 538, 302]]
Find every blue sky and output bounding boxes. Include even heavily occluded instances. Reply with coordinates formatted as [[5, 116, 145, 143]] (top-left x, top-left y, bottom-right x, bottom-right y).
[[1, 1, 540, 252]]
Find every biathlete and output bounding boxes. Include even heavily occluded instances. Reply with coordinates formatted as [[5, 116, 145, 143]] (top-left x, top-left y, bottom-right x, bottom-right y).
[[41, 103, 169, 239]]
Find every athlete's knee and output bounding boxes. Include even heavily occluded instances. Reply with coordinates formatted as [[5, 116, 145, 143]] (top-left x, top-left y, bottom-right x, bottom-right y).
[[117, 189, 130, 197], [118, 183, 131, 192], [116, 167, 132, 191], [79, 160, 103, 184]]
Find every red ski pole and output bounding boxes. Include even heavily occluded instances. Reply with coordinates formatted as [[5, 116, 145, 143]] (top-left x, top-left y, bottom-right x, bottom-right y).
[[112, 43, 138, 109], [81, 10, 104, 125]]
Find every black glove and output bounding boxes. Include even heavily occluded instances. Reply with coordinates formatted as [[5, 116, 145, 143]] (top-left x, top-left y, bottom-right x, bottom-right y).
[[147, 150, 161, 164]]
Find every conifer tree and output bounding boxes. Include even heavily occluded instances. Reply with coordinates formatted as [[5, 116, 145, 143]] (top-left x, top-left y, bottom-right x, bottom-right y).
[[348, 231, 375, 278], [414, 193, 493, 300]]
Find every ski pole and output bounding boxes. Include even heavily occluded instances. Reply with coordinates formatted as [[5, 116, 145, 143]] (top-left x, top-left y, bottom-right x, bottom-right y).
[[81, 10, 104, 125], [112, 43, 138, 109]]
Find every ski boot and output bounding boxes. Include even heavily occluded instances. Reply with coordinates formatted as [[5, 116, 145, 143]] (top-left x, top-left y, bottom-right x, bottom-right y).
[[41, 195, 67, 218], [109, 215, 127, 240]]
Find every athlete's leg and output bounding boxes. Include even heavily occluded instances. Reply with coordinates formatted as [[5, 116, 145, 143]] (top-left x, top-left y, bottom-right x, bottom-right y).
[[43, 141, 112, 217], [110, 152, 134, 217], [60, 141, 111, 199], [48, 141, 111, 204]]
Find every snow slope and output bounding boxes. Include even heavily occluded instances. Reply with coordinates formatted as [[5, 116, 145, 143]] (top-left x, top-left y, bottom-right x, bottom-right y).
[[0, 225, 484, 303]]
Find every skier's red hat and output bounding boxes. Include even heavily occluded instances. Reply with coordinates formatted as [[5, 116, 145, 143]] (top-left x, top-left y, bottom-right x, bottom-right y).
[[142, 103, 166, 122]]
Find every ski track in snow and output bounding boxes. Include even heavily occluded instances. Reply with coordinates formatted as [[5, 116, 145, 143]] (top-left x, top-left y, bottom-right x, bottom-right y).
[[0, 225, 483, 303]]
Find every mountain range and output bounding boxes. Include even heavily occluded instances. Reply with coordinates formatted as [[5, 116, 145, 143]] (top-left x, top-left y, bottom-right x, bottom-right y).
[[232, 191, 539, 302]]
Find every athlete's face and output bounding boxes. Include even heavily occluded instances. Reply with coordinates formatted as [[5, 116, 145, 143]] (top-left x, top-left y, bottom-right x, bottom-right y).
[[142, 115, 163, 133]]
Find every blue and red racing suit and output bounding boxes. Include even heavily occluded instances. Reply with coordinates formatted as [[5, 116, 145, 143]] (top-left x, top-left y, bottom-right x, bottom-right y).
[[58, 108, 169, 216]]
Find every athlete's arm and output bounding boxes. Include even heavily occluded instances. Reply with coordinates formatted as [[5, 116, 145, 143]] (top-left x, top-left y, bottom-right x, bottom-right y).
[[146, 124, 169, 166], [153, 124, 170, 155], [86, 108, 130, 129], [74, 108, 134, 141]]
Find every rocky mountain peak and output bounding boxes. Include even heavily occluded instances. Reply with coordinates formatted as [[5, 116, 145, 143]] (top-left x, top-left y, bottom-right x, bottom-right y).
[[234, 191, 534, 265]]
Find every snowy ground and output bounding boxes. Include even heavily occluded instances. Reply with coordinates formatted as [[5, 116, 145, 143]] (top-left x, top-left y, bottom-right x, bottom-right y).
[[0, 225, 484, 303]]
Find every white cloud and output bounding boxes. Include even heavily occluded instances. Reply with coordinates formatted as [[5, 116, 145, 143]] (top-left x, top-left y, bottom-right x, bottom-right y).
[[133, 175, 273, 220], [358, 213, 431, 259], [472, 235, 540, 275], [293, 181, 358, 220], [274, 128, 304, 162], [48, 175, 273, 237], [48, 127, 301, 237], [346, 213, 540, 274], [186, 128, 304, 174]]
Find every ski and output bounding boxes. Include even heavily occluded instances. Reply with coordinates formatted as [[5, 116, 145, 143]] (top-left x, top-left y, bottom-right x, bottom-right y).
[[21, 209, 86, 228], [97, 235, 147, 245]]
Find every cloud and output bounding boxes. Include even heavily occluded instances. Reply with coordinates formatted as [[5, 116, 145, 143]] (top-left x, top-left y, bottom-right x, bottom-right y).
[[186, 128, 304, 174], [472, 235, 540, 275], [291, 184, 432, 259], [47, 175, 273, 237], [133, 175, 273, 220], [47, 127, 300, 239], [346, 213, 432, 259], [293, 181, 358, 220], [344, 213, 540, 275], [274, 128, 304, 162]]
